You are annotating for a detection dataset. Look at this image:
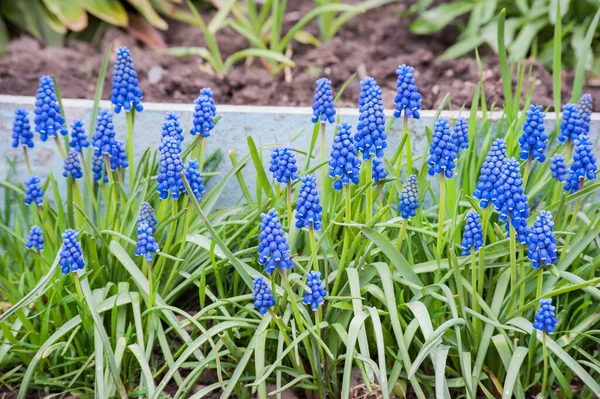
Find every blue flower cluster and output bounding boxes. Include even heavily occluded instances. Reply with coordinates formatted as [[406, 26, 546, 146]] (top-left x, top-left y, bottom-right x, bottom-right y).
[[393, 64, 421, 119], [92, 154, 107, 182], [564, 133, 597, 193], [427, 118, 458, 178], [269, 146, 298, 185], [312, 78, 336, 124], [59, 229, 85, 275], [111, 46, 143, 113], [355, 78, 386, 160], [398, 174, 419, 219], [26, 225, 44, 252], [473, 139, 507, 208], [92, 109, 117, 156], [157, 137, 184, 200], [24, 175, 44, 206], [135, 222, 160, 261], [493, 158, 529, 243], [161, 112, 184, 143], [184, 160, 205, 200], [63, 150, 83, 180], [190, 88, 216, 137], [550, 154, 567, 182], [453, 118, 469, 150], [138, 202, 158, 233], [69, 120, 89, 153], [258, 209, 293, 274], [372, 158, 387, 182], [527, 210, 557, 270], [558, 104, 584, 144], [460, 210, 483, 255], [329, 122, 361, 190], [109, 140, 128, 171], [303, 271, 328, 311], [295, 174, 322, 230], [358, 77, 376, 108], [252, 277, 275, 315], [34, 75, 68, 141], [519, 105, 547, 161], [533, 298, 557, 334], [11, 109, 34, 149], [577, 93, 592, 135]]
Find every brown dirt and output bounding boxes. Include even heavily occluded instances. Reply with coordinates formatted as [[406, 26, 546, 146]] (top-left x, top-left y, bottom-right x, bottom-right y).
[[0, 2, 599, 111]]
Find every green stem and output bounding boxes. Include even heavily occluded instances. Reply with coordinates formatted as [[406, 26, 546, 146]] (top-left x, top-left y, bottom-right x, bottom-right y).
[[537, 269, 543, 298], [471, 247, 478, 322], [308, 225, 319, 272], [541, 332, 548, 396], [396, 218, 408, 251], [519, 245, 525, 315], [287, 181, 292, 227], [72, 272, 85, 305], [199, 137, 207, 173], [508, 217, 517, 314], [23, 147, 32, 174], [523, 156, 532, 189], [154, 201, 179, 285], [126, 110, 135, 187], [147, 259, 154, 309], [365, 158, 373, 221], [53, 135, 67, 159], [436, 174, 446, 261], [561, 182, 583, 260], [320, 122, 326, 191], [331, 184, 352, 297]]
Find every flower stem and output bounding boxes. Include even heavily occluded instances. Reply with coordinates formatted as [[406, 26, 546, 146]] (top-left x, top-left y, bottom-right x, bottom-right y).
[[331, 184, 352, 297], [541, 332, 549, 396], [199, 137, 207, 173], [537, 269, 543, 298], [72, 271, 85, 305], [508, 216, 517, 314], [561, 181, 583, 261], [365, 158, 373, 220], [436, 174, 446, 261], [23, 146, 32, 174], [522, 156, 532, 188], [320, 122, 326, 190], [126, 110, 135, 187], [519, 245, 525, 314], [396, 218, 408, 251], [308, 225, 319, 272], [53, 135, 67, 159], [287, 181, 292, 226], [471, 247, 478, 324], [147, 259, 154, 309]]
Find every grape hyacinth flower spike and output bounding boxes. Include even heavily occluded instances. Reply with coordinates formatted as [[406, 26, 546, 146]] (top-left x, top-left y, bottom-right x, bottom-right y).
[[258, 209, 293, 274], [295, 174, 323, 230], [157, 137, 184, 200], [473, 138, 507, 208], [303, 271, 328, 311], [453, 118, 469, 150], [354, 78, 386, 161], [577, 93, 592, 135], [109, 140, 129, 171], [92, 109, 117, 157], [92, 154, 107, 182], [372, 158, 387, 183], [184, 160, 206, 200], [564, 133, 597, 193], [427, 118, 458, 178], [329, 122, 361, 191], [550, 154, 567, 182], [135, 222, 160, 260], [493, 157, 530, 243], [26, 225, 44, 252], [12, 109, 34, 149], [190, 88, 216, 138], [461, 210, 483, 256], [394, 64, 422, 119], [63, 150, 83, 180], [398, 174, 419, 219], [111, 46, 143, 113], [252, 277, 275, 315], [24, 175, 44, 206], [519, 104, 547, 162], [161, 112, 184, 143], [527, 211, 557, 270], [59, 229, 85, 274], [269, 146, 299, 185], [533, 298, 557, 334], [558, 104, 584, 144], [311, 78, 336, 124], [69, 120, 89, 153], [34, 75, 68, 142], [138, 202, 158, 233]]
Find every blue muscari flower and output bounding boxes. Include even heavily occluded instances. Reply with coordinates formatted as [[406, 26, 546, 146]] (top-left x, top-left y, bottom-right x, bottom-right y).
[[161, 112, 184, 143], [34, 76, 68, 141], [157, 137, 184, 200], [59, 229, 85, 275], [329, 122, 361, 190], [11, 109, 34, 148], [558, 104, 584, 144], [135, 222, 159, 261], [564, 133, 597, 193], [69, 120, 89, 153], [24, 175, 44, 206], [190, 88, 216, 137], [527, 210, 557, 270], [427, 118, 458, 178], [550, 154, 567, 182], [63, 150, 83, 180], [453, 118, 469, 150], [109, 140, 128, 171], [398, 174, 419, 219], [577, 93, 592, 135], [303, 271, 328, 311], [493, 158, 530, 244], [269, 146, 298, 185], [311, 78, 336, 124], [138, 202, 158, 233], [258, 209, 293, 274], [92, 109, 117, 156], [473, 138, 507, 208], [26, 225, 44, 252], [92, 153, 107, 182], [252, 277, 275, 315], [372, 157, 387, 182], [295, 174, 322, 230], [111, 46, 143, 113], [355, 81, 386, 161], [533, 298, 557, 334], [184, 160, 205, 199], [461, 210, 483, 255], [519, 104, 547, 162], [393, 64, 422, 119]]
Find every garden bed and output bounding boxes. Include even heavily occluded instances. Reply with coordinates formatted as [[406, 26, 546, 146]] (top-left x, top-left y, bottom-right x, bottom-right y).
[[0, 1, 599, 111]]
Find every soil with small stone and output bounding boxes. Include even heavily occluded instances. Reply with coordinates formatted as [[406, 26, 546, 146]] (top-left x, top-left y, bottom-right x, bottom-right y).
[[0, 2, 599, 111]]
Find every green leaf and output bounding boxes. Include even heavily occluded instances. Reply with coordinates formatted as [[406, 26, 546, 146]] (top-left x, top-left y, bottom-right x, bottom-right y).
[[41, 0, 87, 31], [77, 0, 128, 27], [501, 347, 528, 399], [224, 48, 294, 71], [570, 7, 600, 102], [410, 1, 474, 34], [126, 0, 167, 29]]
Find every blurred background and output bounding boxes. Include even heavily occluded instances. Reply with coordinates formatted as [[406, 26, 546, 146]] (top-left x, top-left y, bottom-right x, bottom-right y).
[[0, 0, 599, 110]]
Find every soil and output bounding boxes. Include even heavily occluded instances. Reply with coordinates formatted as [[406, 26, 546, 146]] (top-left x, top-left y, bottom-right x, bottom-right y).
[[1, 2, 599, 111]]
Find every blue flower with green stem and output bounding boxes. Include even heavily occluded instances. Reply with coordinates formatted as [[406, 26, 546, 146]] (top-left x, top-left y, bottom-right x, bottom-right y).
[[372, 158, 387, 183], [111, 46, 143, 113], [135, 222, 159, 260], [92, 109, 117, 156], [558, 104, 584, 144], [24, 175, 44, 206], [303, 271, 328, 311], [34, 75, 68, 141], [473, 138, 507, 208], [12, 109, 34, 149], [63, 150, 83, 180], [453, 118, 469, 150], [527, 210, 557, 270], [393, 64, 421, 119], [109, 140, 129, 171], [269, 146, 298, 185], [550, 154, 567, 182], [564, 133, 597, 193], [354, 81, 386, 161], [157, 137, 184, 200], [533, 298, 557, 334], [59, 229, 85, 274], [519, 104, 547, 162], [398, 174, 419, 219], [577, 93, 592, 135], [329, 122, 361, 191], [461, 210, 483, 256], [190, 88, 216, 137], [161, 112, 184, 143], [295, 174, 322, 230], [184, 160, 205, 200], [26, 225, 44, 252], [138, 202, 158, 233], [493, 157, 530, 244], [427, 118, 458, 178], [252, 277, 275, 315], [69, 120, 89, 153], [311, 78, 336, 124], [258, 209, 293, 274]]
